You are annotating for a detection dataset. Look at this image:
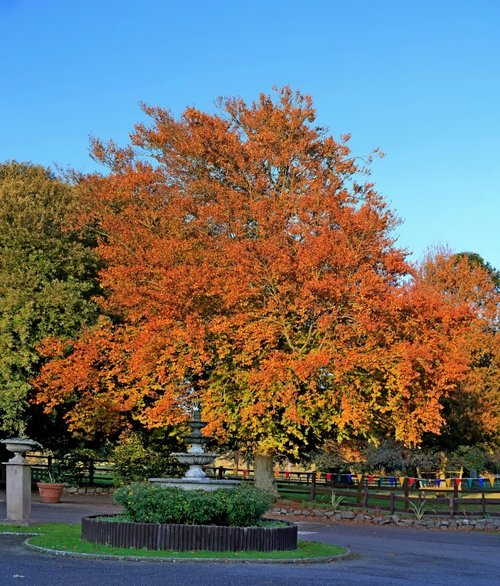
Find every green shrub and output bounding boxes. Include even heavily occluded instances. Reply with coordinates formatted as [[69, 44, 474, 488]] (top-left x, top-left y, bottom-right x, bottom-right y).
[[113, 483, 274, 527], [113, 483, 187, 523], [363, 441, 405, 474], [223, 485, 275, 526], [448, 445, 491, 475], [183, 490, 226, 525], [111, 434, 186, 486], [403, 448, 442, 476]]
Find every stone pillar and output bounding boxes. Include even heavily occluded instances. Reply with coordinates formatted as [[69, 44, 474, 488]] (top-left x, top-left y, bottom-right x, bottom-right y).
[[4, 461, 32, 521], [1, 438, 40, 523]]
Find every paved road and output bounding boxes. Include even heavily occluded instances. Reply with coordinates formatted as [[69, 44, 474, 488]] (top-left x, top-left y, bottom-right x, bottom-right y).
[[1, 521, 499, 586], [1, 494, 499, 585]]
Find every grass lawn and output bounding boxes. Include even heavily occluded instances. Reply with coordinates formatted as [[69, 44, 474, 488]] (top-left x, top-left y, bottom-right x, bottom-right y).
[[0, 523, 347, 560]]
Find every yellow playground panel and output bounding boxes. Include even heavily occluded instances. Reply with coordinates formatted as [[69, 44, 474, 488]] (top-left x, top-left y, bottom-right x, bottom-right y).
[[416, 467, 463, 491]]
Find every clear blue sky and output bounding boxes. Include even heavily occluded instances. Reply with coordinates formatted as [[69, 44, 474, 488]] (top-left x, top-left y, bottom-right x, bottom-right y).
[[1, 0, 499, 268]]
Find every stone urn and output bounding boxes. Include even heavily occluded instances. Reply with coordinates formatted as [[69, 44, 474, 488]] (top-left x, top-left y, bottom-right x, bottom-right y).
[[1, 437, 41, 463]]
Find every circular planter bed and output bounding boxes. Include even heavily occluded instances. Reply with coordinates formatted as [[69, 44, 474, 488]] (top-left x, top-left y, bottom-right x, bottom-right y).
[[82, 515, 297, 552]]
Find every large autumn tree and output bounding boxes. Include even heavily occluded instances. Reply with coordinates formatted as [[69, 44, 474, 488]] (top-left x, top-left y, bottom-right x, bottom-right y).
[[35, 89, 474, 487], [0, 162, 100, 437]]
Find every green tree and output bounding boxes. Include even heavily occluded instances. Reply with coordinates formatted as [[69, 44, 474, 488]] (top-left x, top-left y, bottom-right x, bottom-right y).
[[0, 162, 100, 436], [454, 252, 500, 291]]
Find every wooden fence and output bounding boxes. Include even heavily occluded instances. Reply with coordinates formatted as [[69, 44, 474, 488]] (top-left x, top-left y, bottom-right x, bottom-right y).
[[2, 457, 499, 518], [210, 467, 500, 518], [279, 484, 500, 518], [25, 454, 114, 487], [209, 467, 499, 492]]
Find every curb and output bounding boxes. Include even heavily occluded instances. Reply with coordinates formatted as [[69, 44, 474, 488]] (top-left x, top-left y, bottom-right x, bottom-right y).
[[0, 531, 40, 536], [22, 539, 351, 565]]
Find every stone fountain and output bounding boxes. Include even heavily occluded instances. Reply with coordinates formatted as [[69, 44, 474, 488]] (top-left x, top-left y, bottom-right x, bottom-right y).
[[149, 409, 240, 491]]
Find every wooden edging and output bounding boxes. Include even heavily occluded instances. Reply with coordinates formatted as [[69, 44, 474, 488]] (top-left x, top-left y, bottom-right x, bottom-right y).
[[82, 516, 298, 552]]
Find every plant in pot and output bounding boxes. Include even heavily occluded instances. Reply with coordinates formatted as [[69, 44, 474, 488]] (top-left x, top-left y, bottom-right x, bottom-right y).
[[37, 464, 67, 503]]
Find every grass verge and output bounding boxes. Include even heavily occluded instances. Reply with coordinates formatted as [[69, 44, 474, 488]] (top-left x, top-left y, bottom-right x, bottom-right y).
[[0, 523, 347, 560]]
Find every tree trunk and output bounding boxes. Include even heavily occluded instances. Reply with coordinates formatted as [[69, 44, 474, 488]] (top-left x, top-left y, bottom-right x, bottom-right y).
[[253, 453, 278, 495]]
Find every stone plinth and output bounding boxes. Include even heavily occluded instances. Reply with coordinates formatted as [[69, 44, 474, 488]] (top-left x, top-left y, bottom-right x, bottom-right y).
[[1, 437, 40, 522], [3, 462, 32, 521]]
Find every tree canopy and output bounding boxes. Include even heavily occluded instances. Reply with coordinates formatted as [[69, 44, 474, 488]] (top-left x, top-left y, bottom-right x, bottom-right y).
[[0, 162, 100, 436], [33, 89, 493, 475], [416, 248, 500, 448]]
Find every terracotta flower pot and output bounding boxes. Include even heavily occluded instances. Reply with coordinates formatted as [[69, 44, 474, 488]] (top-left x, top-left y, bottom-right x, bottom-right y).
[[37, 482, 65, 503]]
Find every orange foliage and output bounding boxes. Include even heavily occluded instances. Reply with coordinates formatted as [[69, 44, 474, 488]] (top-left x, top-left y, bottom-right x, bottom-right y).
[[412, 249, 500, 445], [34, 89, 492, 454]]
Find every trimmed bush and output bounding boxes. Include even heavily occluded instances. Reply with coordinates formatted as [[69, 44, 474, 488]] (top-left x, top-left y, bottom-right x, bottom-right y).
[[114, 483, 188, 524], [224, 484, 274, 526], [114, 483, 274, 527]]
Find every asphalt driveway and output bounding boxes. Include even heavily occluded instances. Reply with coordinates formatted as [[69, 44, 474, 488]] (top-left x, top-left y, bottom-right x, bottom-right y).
[[0, 521, 499, 585], [1, 492, 499, 585]]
